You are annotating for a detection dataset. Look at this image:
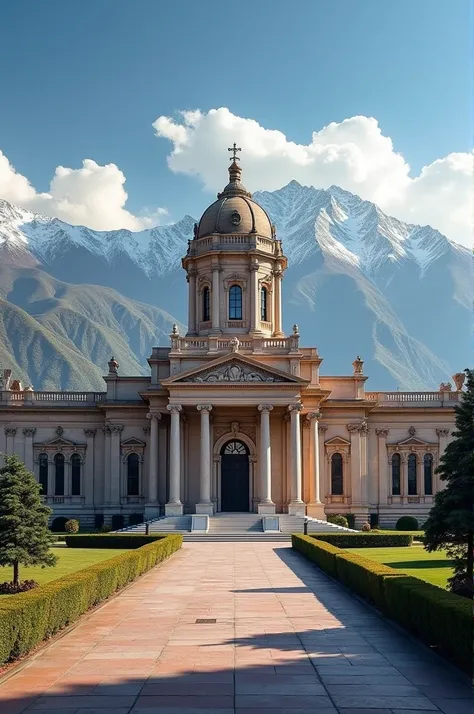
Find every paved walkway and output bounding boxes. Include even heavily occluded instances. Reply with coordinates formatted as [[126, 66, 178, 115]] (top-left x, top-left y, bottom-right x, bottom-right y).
[[0, 543, 471, 714]]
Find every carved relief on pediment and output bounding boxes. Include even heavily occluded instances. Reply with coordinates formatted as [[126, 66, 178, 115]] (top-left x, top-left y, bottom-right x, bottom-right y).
[[183, 362, 286, 383]]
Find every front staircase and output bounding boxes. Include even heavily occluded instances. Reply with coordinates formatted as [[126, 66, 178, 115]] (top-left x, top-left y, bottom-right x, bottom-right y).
[[120, 512, 355, 542]]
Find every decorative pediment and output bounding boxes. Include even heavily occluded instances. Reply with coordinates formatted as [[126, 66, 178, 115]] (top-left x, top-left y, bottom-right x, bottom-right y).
[[121, 437, 145, 447], [397, 436, 429, 446], [35, 436, 79, 448], [325, 436, 351, 447], [163, 353, 307, 386]]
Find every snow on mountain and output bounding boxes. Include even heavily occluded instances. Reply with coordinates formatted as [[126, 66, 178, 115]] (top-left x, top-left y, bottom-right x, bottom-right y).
[[0, 181, 470, 391]]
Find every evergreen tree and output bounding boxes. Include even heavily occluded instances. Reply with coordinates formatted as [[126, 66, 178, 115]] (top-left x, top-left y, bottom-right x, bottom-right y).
[[424, 368, 474, 597], [0, 454, 57, 588]]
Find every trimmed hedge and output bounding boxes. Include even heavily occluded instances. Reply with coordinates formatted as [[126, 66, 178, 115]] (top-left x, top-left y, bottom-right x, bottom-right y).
[[0, 533, 182, 665], [65, 534, 166, 549], [312, 533, 413, 548], [292, 534, 472, 673], [396, 515, 419, 530]]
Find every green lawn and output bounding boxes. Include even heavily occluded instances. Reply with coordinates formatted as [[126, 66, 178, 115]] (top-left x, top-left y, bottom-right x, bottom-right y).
[[0, 547, 130, 593], [346, 544, 454, 589]]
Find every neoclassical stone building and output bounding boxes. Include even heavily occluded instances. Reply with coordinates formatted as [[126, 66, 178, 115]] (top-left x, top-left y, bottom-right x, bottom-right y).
[[0, 154, 463, 528]]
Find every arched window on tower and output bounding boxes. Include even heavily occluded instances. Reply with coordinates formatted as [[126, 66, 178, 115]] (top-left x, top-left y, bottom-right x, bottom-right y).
[[424, 453, 433, 495], [127, 453, 140, 496], [229, 284, 242, 320], [202, 286, 210, 322], [54, 453, 65, 496], [260, 286, 268, 322], [71, 453, 81, 496], [38, 453, 48, 495], [391, 453, 401, 495], [407, 453, 417, 495], [331, 453, 343, 495]]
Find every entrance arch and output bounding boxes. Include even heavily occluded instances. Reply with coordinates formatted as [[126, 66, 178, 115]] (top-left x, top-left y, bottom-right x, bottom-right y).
[[220, 440, 250, 512], [213, 430, 256, 512]]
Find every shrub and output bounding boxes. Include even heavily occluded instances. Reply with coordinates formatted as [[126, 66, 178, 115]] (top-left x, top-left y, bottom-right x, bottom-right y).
[[51, 516, 69, 532], [293, 535, 472, 673], [312, 533, 413, 548], [64, 519, 79, 533], [361, 523, 371, 532], [0, 580, 38, 594], [327, 514, 349, 528], [396, 515, 419, 531], [129, 513, 144, 526], [111, 514, 125, 530], [100, 524, 112, 533], [0, 533, 182, 665], [65, 534, 167, 549]]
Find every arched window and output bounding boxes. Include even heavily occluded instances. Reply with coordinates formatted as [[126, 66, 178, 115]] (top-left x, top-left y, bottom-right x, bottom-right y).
[[391, 453, 401, 495], [407, 453, 417, 495], [229, 284, 242, 320], [260, 286, 268, 322], [38, 453, 48, 495], [424, 453, 433, 495], [223, 440, 248, 455], [331, 453, 343, 495], [202, 286, 210, 322], [71, 454, 81, 496], [54, 453, 65, 496], [127, 453, 140, 496]]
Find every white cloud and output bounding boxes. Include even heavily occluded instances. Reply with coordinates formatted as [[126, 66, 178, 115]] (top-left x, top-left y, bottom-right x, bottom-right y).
[[153, 108, 472, 248], [0, 153, 167, 231]]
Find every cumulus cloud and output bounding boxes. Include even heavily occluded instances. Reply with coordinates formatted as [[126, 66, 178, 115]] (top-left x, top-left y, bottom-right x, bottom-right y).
[[153, 108, 472, 248], [0, 152, 167, 231]]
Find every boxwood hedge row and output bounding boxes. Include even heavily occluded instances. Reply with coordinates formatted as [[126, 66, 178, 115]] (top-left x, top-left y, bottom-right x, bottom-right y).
[[314, 533, 413, 548], [0, 533, 182, 665], [292, 534, 472, 673]]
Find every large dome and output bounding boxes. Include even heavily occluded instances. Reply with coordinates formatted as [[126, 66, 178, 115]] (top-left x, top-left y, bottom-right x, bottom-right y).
[[196, 159, 274, 240]]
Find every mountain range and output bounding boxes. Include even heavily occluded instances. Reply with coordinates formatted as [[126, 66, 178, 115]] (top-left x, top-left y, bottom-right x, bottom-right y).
[[0, 182, 471, 391]]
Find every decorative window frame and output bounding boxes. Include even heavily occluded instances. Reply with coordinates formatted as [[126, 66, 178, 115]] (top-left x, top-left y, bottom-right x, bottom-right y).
[[387, 436, 438, 503], [121, 437, 145, 503], [34, 433, 86, 502], [324, 436, 351, 505]]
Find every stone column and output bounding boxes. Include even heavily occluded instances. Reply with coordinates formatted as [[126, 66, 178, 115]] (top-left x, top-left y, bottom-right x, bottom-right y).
[[187, 269, 197, 335], [83, 429, 96, 506], [196, 405, 213, 514], [211, 266, 221, 333], [4, 427, 16, 456], [306, 412, 325, 518], [166, 405, 183, 515], [257, 404, 275, 513], [347, 423, 362, 505], [360, 422, 369, 505], [145, 412, 161, 518], [103, 424, 112, 505], [375, 428, 389, 505], [22, 427, 36, 472], [436, 428, 449, 491], [250, 261, 260, 333], [273, 265, 283, 336], [318, 424, 328, 501], [110, 425, 123, 507], [288, 404, 305, 515]]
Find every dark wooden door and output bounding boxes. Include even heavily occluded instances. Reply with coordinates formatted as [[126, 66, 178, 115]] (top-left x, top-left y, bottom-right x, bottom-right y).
[[221, 441, 249, 512]]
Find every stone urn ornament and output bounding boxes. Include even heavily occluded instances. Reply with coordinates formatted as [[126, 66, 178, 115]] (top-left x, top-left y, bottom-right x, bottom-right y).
[[452, 372, 465, 391]]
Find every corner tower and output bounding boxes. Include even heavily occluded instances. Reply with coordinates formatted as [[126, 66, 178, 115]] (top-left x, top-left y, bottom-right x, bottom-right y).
[[182, 146, 287, 338]]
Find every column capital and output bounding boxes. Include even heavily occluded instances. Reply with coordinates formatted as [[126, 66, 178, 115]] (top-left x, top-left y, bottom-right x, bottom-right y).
[[22, 427, 36, 437], [84, 428, 97, 437], [375, 427, 389, 437], [258, 404, 273, 413], [146, 411, 162, 421], [319, 423, 329, 433], [5, 427, 16, 436], [306, 411, 322, 422], [167, 404, 182, 414], [347, 422, 360, 433], [287, 403, 303, 413], [436, 428, 449, 437], [197, 404, 213, 413], [111, 424, 124, 433]]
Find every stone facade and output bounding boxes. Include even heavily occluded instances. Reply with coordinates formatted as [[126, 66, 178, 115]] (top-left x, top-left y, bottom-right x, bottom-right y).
[[0, 158, 461, 528]]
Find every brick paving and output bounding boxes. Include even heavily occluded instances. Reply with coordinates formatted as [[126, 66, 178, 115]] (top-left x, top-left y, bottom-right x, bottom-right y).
[[0, 542, 471, 713]]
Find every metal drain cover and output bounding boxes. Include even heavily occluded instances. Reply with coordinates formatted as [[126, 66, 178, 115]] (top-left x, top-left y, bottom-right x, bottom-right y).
[[195, 618, 217, 624]]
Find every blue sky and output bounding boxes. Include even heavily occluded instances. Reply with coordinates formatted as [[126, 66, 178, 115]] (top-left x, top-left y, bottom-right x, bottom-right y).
[[0, 0, 471, 243]]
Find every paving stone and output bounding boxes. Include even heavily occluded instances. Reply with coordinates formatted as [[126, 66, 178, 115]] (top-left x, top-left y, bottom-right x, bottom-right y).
[[331, 694, 439, 709]]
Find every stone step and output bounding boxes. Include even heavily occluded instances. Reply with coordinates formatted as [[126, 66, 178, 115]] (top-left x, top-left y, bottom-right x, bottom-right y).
[[183, 533, 291, 542]]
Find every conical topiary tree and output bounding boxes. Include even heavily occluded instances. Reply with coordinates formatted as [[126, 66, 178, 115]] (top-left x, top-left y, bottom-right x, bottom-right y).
[[424, 368, 474, 597], [0, 454, 57, 588]]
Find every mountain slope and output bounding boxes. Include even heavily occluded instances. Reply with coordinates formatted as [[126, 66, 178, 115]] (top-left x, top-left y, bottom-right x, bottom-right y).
[[0, 184, 470, 390]]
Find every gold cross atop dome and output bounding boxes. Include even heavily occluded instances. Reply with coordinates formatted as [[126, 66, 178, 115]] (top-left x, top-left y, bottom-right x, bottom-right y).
[[228, 142, 241, 162]]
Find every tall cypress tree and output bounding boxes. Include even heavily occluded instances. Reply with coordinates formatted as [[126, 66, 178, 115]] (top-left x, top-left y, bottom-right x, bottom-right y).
[[0, 454, 57, 588], [424, 369, 474, 597]]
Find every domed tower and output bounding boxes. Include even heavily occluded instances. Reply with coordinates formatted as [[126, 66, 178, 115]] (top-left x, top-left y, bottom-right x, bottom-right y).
[[183, 146, 287, 338]]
